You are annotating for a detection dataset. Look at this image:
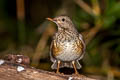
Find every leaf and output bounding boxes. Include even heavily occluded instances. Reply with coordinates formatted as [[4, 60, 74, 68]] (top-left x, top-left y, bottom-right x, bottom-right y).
[[103, 16, 116, 29], [105, 2, 120, 17], [115, 45, 120, 54]]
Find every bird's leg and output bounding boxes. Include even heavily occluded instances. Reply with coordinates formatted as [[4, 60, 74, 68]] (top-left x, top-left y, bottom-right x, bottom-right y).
[[72, 61, 79, 74], [56, 60, 61, 74]]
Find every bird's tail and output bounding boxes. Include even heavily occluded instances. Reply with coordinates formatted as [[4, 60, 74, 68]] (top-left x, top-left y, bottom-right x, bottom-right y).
[[51, 60, 81, 69]]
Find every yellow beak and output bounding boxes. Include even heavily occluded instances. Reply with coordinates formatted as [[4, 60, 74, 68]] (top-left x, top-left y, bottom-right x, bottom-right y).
[[46, 18, 54, 21]]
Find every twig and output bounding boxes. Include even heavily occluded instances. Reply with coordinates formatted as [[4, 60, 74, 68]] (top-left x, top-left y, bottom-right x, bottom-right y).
[[91, 0, 101, 16], [32, 24, 56, 66], [83, 19, 102, 45], [74, 0, 94, 15], [74, 0, 102, 45]]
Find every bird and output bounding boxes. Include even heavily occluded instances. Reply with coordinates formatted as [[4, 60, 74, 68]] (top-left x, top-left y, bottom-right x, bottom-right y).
[[46, 16, 86, 74]]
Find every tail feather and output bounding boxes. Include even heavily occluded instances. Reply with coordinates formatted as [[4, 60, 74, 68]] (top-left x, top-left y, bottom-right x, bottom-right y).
[[51, 60, 82, 69], [75, 60, 82, 69], [61, 62, 73, 68], [51, 60, 58, 69]]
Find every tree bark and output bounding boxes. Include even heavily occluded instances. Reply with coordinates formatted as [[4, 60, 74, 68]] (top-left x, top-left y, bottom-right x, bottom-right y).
[[0, 60, 98, 80]]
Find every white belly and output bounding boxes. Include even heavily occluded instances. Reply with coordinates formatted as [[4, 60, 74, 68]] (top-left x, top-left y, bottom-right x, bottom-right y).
[[56, 41, 80, 61]]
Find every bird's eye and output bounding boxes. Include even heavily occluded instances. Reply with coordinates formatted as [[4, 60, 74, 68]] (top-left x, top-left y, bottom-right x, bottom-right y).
[[62, 18, 65, 22]]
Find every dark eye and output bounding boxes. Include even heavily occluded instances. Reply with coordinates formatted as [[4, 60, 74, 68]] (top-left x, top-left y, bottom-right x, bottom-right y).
[[62, 18, 65, 22]]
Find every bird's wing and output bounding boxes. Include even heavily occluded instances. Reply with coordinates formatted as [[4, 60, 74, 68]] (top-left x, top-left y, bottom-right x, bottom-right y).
[[78, 34, 86, 60], [50, 40, 56, 62], [50, 40, 62, 69]]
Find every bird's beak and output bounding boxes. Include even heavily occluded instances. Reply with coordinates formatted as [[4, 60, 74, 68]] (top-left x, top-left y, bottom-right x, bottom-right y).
[[46, 18, 54, 21], [46, 17, 57, 23]]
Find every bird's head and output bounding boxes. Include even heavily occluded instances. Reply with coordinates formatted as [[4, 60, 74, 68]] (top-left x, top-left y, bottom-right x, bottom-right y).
[[47, 16, 75, 31]]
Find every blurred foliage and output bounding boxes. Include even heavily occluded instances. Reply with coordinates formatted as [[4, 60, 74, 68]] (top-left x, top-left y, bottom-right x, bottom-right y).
[[0, 0, 120, 80]]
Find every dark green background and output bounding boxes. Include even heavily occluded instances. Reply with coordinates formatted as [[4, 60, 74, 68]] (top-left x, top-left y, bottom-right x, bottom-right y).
[[0, 0, 120, 80]]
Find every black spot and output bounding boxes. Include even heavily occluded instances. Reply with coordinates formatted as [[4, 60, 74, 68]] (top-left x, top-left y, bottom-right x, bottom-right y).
[[62, 18, 65, 22]]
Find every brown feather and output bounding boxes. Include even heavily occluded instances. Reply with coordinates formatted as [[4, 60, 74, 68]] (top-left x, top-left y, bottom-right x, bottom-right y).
[[51, 40, 62, 57]]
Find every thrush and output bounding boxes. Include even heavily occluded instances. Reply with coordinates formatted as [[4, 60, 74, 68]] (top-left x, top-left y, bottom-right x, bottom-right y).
[[47, 16, 86, 74]]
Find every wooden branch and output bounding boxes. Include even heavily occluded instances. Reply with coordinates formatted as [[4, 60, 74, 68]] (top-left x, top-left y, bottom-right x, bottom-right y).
[[0, 60, 98, 80], [74, 0, 94, 15]]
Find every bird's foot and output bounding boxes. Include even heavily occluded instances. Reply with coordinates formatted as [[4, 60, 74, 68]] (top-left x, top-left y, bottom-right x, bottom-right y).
[[72, 72, 80, 76], [56, 71, 60, 74], [56, 71, 64, 75]]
